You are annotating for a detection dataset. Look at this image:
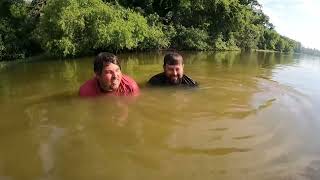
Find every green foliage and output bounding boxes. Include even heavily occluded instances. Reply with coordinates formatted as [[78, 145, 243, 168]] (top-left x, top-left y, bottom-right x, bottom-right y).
[[258, 29, 279, 50], [214, 33, 227, 50], [0, 19, 21, 59], [111, 0, 300, 52], [0, 0, 309, 60], [35, 0, 168, 57], [0, 0, 41, 61], [275, 39, 285, 52], [213, 33, 239, 51], [173, 26, 210, 50]]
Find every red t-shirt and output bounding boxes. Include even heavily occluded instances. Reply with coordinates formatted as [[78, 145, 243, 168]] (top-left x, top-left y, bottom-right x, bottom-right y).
[[79, 75, 140, 97]]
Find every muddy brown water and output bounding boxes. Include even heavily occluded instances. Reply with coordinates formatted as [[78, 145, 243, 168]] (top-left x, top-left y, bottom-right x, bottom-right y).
[[0, 51, 319, 180]]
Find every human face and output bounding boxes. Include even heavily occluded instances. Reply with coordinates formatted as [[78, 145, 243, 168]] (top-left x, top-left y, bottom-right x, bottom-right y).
[[164, 63, 184, 85], [96, 63, 122, 92]]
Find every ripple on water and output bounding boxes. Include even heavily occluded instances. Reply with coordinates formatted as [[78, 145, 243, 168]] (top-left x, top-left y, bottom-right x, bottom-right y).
[[169, 147, 251, 156], [134, 75, 320, 179]]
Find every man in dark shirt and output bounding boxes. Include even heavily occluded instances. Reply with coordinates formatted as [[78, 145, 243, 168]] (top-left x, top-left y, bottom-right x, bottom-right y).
[[148, 52, 198, 87]]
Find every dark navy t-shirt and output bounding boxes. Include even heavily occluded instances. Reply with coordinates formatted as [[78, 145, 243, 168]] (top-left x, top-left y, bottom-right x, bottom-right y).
[[148, 72, 198, 87]]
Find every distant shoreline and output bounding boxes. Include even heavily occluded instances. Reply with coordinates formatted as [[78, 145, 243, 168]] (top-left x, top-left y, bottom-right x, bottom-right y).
[[0, 49, 292, 62]]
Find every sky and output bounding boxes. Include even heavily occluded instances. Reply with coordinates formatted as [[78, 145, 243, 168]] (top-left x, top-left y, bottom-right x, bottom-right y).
[[259, 0, 320, 50]]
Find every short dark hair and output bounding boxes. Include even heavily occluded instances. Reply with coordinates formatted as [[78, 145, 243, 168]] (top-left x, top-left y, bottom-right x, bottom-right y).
[[94, 52, 121, 75], [163, 52, 184, 66]]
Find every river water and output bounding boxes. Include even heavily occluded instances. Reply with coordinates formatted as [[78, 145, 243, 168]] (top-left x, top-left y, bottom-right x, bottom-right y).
[[0, 51, 319, 180]]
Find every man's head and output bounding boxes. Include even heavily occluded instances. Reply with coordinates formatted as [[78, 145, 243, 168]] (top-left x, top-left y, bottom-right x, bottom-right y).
[[94, 52, 122, 92], [163, 52, 184, 85]]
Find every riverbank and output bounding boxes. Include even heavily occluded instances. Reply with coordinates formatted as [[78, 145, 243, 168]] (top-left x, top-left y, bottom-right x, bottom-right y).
[[1, 0, 301, 61], [252, 49, 279, 53]]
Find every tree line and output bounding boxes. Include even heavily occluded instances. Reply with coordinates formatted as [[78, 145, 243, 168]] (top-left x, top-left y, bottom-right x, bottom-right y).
[[0, 0, 312, 60], [301, 47, 320, 56]]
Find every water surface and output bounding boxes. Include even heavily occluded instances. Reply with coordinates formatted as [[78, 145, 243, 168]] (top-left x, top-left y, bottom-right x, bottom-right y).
[[0, 52, 319, 180]]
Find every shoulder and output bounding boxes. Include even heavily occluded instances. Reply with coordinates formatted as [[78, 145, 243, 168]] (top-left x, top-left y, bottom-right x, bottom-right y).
[[122, 75, 139, 87], [79, 78, 99, 96], [121, 75, 140, 94], [182, 74, 198, 87], [148, 72, 166, 85]]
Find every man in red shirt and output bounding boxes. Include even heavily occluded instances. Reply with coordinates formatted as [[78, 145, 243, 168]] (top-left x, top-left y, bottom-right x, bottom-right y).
[[79, 52, 139, 97]]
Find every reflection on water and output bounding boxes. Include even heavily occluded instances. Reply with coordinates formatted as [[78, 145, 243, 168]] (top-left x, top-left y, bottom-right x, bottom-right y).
[[0, 52, 320, 180]]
